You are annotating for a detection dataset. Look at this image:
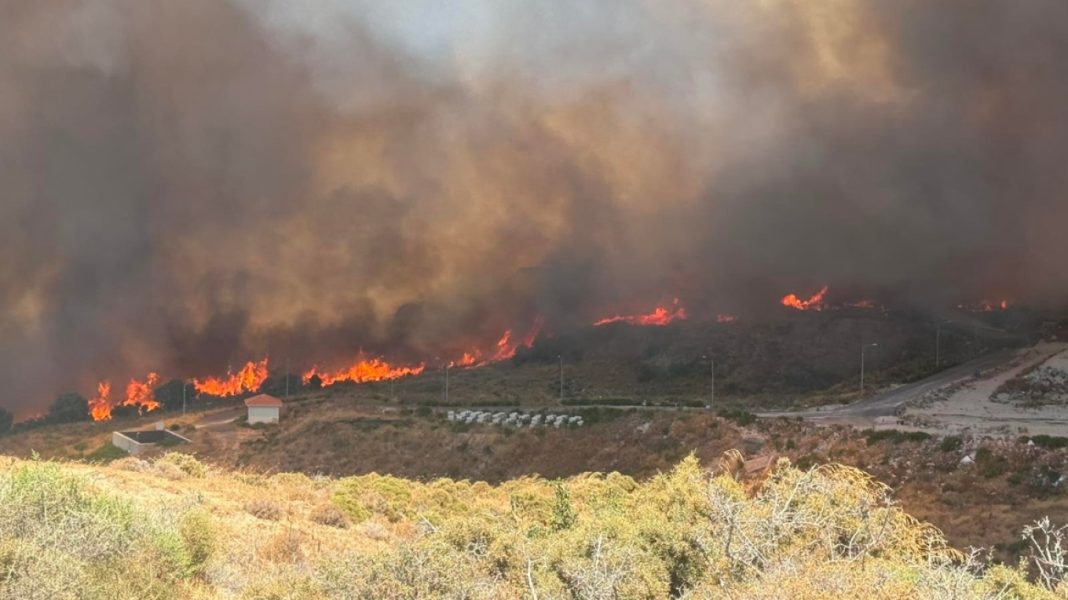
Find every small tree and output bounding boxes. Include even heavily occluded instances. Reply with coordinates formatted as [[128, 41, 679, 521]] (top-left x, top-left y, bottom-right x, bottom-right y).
[[0, 407, 12, 434], [154, 379, 194, 412], [48, 392, 89, 423]]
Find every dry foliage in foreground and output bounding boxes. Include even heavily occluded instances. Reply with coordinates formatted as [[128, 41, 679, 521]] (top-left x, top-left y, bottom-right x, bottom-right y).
[[0, 451, 1064, 599]]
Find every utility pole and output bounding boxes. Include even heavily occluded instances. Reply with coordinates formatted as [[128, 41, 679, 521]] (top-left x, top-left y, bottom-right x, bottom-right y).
[[558, 355, 564, 403], [285, 357, 290, 400], [390, 378, 394, 401], [444, 363, 450, 404], [182, 381, 187, 415], [860, 342, 879, 396], [702, 354, 714, 410]]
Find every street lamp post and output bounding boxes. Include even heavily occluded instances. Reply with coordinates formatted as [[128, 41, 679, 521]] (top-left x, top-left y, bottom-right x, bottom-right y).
[[860, 342, 879, 396]]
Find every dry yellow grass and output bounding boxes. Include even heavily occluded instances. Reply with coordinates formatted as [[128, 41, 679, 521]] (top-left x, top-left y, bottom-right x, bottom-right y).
[[0, 451, 1063, 599]]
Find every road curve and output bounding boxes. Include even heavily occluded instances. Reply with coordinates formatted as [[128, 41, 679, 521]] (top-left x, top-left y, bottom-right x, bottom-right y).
[[761, 348, 1019, 421]]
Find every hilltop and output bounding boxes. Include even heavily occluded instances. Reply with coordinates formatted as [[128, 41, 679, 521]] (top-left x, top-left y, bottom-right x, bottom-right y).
[[1, 452, 1063, 599]]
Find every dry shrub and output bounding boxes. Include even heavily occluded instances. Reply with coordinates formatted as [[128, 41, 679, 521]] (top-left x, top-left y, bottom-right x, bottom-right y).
[[155, 452, 207, 478], [309, 504, 349, 529], [111, 456, 150, 472], [154, 461, 188, 480], [246, 499, 284, 521], [358, 520, 390, 541], [260, 529, 305, 564]]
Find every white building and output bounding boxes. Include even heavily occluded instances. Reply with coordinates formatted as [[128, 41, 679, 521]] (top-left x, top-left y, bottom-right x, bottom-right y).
[[245, 394, 283, 424]]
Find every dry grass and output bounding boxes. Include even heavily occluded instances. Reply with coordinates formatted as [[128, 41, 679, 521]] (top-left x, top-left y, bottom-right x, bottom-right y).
[[0, 451, 1063, 599]]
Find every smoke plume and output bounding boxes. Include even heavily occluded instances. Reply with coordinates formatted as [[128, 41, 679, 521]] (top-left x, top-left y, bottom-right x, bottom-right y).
[[2, 0, 1067, 415]]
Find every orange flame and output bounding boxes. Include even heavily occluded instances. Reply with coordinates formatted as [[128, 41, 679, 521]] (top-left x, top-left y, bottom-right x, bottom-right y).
[[449, 318, 545, 368], [781, 286, 829, 311], [594, 299, 688, 327], [302, 355, 424, 387], [123, 372, 161, 414], [89, 381, 112, 422], [193, 358, 270, 397]]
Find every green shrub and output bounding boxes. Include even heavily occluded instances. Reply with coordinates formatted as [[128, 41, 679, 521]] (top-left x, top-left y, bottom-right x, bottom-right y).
[[178, 510, 217, 576], [85, 443, 129, 463], [332, 474, 414, 523], [939, 436, 963, 452], [1028, 435, 1068, 450], [0, 461, 196, 598], [975, 447, 1009, 479], [717, 409, 757, 426]]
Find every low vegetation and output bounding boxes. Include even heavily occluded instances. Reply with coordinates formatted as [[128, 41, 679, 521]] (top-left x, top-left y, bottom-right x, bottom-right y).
[[0, 452, 1065, 598]]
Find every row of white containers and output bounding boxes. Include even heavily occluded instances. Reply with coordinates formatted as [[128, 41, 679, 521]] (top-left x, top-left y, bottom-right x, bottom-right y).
[[446, 410, 584, 427]]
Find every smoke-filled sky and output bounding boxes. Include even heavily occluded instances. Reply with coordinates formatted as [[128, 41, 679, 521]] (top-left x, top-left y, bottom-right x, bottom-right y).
[[2, 0, 1067, 415]]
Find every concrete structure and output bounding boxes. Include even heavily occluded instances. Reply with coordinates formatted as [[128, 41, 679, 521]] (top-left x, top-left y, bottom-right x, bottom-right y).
[[112, 428, 190, 455], [245, 393, 284, 424]]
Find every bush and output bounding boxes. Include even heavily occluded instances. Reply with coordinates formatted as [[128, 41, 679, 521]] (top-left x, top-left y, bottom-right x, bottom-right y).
[[310, 504, 350, 529], [85, 443, 129, 463], [0, 461, 197, 598], [863, 429, 931, 444], [1028, 435, 1068, 450], [155, 452, 207, 478], [0, 455, 1062, 598], [939, 435, 964, 452], [975, 447, 1009, 479], [178, 510, 217, 576], [245, 499, 284, 521], [47, 392, 89, 423], [717, 408, 757, 426], [332, 474, 413, 523]]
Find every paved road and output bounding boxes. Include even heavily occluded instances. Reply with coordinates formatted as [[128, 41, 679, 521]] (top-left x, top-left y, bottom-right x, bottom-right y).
[[761, 348, 1019, 421]]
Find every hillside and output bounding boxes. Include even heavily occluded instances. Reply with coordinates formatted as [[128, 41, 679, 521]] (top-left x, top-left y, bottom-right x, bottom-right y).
[[1, 453, 1062, 599], [5, 402, 1068, 569]]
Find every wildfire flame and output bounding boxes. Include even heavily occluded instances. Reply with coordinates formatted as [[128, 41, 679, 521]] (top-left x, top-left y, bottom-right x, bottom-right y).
[[123, 372, 161, 414], [89, 381, 112, 421], [594, 299, 688, 327], [88, 372, 163, 422], [302, 355, 425, 387], [781, 286, 829, 311], [193, 358, 270, 397], [451, 318, 545, 367]]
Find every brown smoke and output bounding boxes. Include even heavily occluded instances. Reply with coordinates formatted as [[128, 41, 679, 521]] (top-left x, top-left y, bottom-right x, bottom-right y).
[[2, 0, 1067, 416]]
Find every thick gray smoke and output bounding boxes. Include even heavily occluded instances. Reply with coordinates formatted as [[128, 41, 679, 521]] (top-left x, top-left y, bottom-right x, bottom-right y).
[[2, 0, 1067, 416]]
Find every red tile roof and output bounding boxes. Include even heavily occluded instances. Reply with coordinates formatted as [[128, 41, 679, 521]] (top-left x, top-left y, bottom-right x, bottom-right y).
[[244, 394, 283, 407]]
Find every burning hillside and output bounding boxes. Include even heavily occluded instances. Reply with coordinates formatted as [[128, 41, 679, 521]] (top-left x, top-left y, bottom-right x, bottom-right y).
[[192, 360, 270, 398], [3, 1, 1068, 419], [594, 300, 688, 327], [303, 357, 425, 387]]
